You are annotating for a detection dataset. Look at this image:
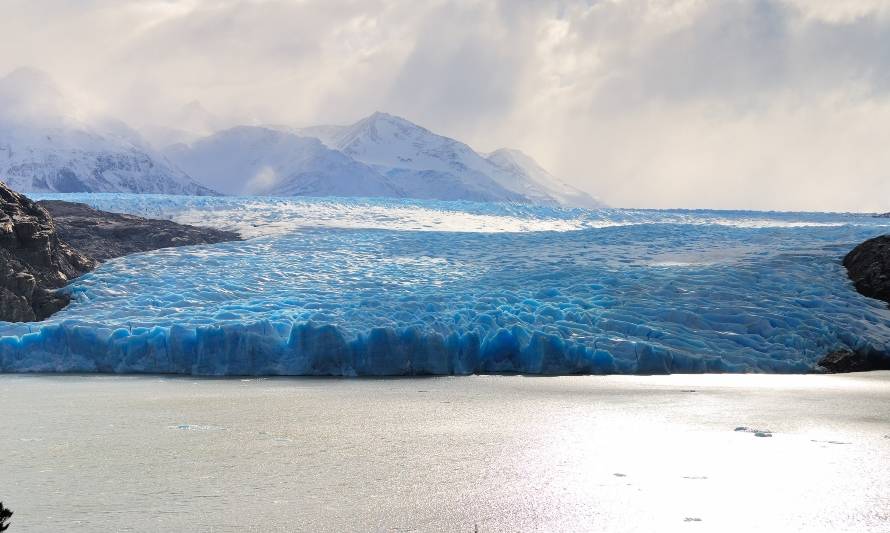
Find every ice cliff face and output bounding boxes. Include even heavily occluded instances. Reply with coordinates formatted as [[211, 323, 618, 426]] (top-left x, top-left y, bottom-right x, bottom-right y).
[[3, 194, 890, 376], [0, 68, 215, 196]]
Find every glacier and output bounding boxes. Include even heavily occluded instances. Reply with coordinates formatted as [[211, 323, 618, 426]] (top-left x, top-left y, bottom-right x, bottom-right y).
[[2, 193, 890, 376]]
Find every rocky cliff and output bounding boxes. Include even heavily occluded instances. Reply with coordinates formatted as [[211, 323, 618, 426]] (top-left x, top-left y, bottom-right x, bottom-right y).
[[0, 182, 94, 321], [843, 235, 890, 305], [38, 200, 240, 262], [1, 181, 240, 322]]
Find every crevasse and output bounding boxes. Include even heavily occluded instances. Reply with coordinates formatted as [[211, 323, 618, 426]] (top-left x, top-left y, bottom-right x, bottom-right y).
[[2, 194, 890, 375]]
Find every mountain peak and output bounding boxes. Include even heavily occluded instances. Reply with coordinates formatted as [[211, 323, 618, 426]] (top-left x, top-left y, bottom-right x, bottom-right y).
[[367, 111, 400, 122], [361, 111, 426, 131], [164, 124, 402, 197], [487, 148, 542, 171]]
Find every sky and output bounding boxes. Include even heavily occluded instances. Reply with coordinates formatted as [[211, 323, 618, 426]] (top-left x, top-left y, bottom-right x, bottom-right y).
[[2, 0, 890, 211]]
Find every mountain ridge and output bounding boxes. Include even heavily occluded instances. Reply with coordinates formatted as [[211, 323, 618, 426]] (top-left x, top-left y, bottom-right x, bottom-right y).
[[290, 111, 603, 207], [0, 68, 602, 206], [164, 125, 405, 198], [0, 68, 217, 196]]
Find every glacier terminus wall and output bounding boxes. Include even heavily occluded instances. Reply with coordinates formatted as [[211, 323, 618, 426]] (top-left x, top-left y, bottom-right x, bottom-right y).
[[2, 194, 890, 376]]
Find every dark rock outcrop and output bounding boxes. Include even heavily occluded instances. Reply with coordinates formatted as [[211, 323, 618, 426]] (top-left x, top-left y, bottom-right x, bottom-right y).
[[839, 237, 890, 372], [2, 181, 241, 322], [37, 200, 240, 262], [1, 183, 95, 321], [817, 349, 890, 373], [843, 235, 890, 305]]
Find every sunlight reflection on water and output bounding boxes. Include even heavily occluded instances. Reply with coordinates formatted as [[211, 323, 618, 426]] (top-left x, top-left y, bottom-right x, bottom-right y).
[[2, 373, 889, 532]]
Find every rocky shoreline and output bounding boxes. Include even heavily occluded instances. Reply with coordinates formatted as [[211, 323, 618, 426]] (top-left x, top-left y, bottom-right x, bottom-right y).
[[818, 235, 890, 372], [37, 199, 240, 263], [843, 235, 890, 307], [1, 182, 239, 322]]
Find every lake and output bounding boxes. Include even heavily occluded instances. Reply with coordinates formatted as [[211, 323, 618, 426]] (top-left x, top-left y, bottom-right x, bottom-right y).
[[2, 373, 889, 532]]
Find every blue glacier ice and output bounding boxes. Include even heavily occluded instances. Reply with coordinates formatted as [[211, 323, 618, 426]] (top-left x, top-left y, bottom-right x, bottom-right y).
[[2, 193, 890, 375]]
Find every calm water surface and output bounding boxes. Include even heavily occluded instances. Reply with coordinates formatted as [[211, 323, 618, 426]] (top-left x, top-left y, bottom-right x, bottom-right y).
[[2, 373, 890, 532]]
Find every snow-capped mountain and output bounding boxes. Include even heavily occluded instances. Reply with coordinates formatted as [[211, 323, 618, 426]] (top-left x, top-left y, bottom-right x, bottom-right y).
[[296, 113, 524, 203], [485, 148, 605, 208], [297, 112, 602, 207], [0, 68, 215, 195], [0, 125, 217, 195], [165, 126, 403, 197], [0, 66, 599, 204]]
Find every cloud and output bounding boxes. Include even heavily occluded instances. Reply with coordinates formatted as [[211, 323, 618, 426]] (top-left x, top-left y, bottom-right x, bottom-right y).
[[1, 0, 890, 211], [245, 165, 280, 194]]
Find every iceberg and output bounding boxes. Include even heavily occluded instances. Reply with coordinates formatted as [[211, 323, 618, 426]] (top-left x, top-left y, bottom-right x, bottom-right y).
[[2, 193, 890, 376]]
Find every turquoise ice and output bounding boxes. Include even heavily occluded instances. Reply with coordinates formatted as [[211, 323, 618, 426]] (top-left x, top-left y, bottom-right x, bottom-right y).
[[2, 194, 890, 375]]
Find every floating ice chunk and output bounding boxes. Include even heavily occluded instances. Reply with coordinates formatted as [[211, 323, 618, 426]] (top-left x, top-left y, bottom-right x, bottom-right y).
[[170, 424, 225, 431], [735, 427, 773, 437]]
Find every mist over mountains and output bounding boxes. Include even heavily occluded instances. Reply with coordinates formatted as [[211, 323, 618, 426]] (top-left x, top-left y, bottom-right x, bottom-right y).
[[0, 68, 602, 207], [0, 68, 214, 196]]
